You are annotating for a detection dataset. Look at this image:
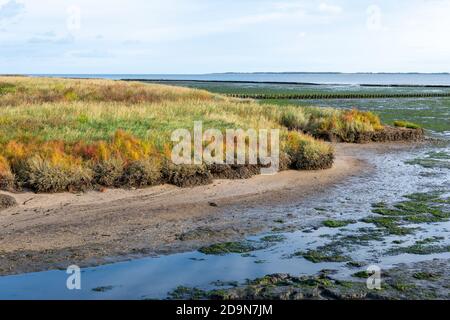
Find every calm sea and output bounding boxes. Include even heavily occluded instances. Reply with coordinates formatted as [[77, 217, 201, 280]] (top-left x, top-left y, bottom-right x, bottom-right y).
[[32, 73, 450, 86]]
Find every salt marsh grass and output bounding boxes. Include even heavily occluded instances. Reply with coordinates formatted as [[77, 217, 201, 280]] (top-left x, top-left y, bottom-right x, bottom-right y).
[[0, 77, 384, 192]]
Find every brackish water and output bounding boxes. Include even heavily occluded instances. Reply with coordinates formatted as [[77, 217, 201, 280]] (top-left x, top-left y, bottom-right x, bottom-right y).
[[0, 81, 449, 300]]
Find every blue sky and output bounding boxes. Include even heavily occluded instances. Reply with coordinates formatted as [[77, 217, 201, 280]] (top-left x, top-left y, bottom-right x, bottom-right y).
[[1, 0, 450, 74]]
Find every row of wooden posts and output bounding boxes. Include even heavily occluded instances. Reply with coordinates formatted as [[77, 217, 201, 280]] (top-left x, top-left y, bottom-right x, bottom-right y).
[[226, 92, 450, 100]]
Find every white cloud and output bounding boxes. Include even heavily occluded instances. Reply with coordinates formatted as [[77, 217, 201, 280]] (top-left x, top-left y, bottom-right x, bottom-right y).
[[27, 33, 74, 45], [0, 0, 24, 20], [318, 3, 343, 15], [1, 0, 450, 73]]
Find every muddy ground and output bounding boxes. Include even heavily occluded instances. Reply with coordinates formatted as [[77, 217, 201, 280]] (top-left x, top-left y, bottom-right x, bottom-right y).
[[0, 142, 428, 276], [168, 258, 450, 300]]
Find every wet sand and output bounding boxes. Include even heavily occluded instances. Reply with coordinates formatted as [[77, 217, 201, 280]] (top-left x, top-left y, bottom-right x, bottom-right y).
[[0, 143, 419, 276]]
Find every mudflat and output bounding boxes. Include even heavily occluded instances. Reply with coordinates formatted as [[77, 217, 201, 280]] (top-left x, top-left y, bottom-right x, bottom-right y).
[[1, 143, 414, 276]]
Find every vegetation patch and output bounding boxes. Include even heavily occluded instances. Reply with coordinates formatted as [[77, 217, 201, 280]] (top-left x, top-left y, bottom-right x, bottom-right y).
[[406, 151, 450, 170], [164, 164, 212, 188], [0, 82, 16, 95], [0, 156, 15, 191], [388, 243, 450, 256], [346, 261, 366, 269], [295, 246, 350, 263], [394, 120, 422, 130], [198, 241, 267, 255], [92, 158, 124, 187], [415, 237, 444, 245], [166, 258, 450, 300], [352, 271, 371, 279], [412, 272, 440, 281], [322, 219, 356, 228], [425, 151, 450, 160], [120, 158, 162, 188], [0, 194, 17, 211], [284, 132, 334, 170], [207, 164, 260, 180], [364, 191, 450, 234], [15, 156, 92, 193], [362, 216, 414, 235], [0, 77, 423, 193], [167, 273, 373, 300], [355, 125, 424, 143], [405, 158, 450, 170], [260, 235, 286, 243]]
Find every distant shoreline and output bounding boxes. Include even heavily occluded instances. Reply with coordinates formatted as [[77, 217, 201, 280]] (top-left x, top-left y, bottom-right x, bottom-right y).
[[122, 78, 450, 88], [15, 73, 450, 87]]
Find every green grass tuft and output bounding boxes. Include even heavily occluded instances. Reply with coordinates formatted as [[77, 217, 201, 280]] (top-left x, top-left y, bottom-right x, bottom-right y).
[[394, 120, 422, 130]]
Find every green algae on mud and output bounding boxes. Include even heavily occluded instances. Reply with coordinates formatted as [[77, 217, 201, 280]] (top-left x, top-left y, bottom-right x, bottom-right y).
[[322, 219, 357, 228], [198, 234, 287, 255], [406, 158, 450, 170], [387, 243, 450, 256], [166, 259, 450, 300], [394, 120, 422, 130], [294, 245, 351, 263], [198, 240, 271, 255], [406, 151, 450, 170], [413, 272, 441, 281], [346, 261, 367, 268], [285, 190, 450, 269], [363, 191, 450, 235], [361, 216, 414, 236], [387, 235, 449, 256], [352, 271, 372, 279], [260, 235, 286, 243]]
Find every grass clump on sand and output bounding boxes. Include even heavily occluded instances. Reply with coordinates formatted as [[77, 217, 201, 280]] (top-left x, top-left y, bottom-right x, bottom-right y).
[[92, 158, 124, 187], [283, 132, 334, 170], [16, 157, 92, 193], [163, 164, 212, 188], [280, 107, 384, 142], [120, 158, 163, 188], [394, 120, 422, 130], [7, 141, 93, 193], [0, 76, 391, 193], [0, 194, 17, 211]]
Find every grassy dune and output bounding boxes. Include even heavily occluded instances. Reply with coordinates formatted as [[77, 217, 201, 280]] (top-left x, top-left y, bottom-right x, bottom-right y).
[[0, 77, 385, 193]]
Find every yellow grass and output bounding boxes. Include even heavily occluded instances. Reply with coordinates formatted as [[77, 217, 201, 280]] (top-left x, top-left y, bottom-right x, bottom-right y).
[[0, 76, 380, 192]]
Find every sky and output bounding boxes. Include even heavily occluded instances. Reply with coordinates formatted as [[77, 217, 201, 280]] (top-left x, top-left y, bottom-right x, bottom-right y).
[[1, 0, 450, 74]]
